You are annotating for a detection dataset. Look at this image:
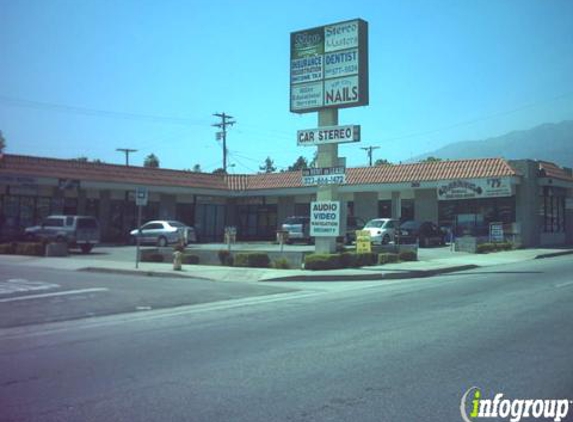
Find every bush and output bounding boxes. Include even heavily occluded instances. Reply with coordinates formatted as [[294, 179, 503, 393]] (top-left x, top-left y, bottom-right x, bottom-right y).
[[398, 250, 417, 262], [217, 249, 233, 266], [356, 252, 378, 267], [304, 254, 342, 270], [378, 253, 399, 265], [141, 252, 164, 262], [182, 254, 200, 265], [234, 253, 271, 268], [476, 242, 514, 253], [14, 242, 45, 256], [496, 242, 514, 251], [339, 252, 358, 268], [273, 257, 290, 269], [0, 242, 16, 254]]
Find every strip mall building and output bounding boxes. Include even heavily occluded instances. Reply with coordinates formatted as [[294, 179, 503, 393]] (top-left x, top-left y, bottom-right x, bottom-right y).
[[0, 154, 571, 247]]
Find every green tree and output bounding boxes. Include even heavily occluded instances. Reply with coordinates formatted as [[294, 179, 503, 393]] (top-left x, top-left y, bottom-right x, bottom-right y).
[[259, 156, 277, 173], [0, 131, 6, 153], [192, 164, 202, 173], [212, 168, 226, 175], [144, 153, 160, 168], [421, 156, 442, 162], [73, 156, 89, 162], [287, 156, 309, 171], [375, 159, 393, 166]]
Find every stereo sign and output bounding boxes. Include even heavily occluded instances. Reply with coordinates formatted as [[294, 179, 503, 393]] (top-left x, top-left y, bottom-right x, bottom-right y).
[[297, 125, 360, 146], [290, 19, 368, 113]]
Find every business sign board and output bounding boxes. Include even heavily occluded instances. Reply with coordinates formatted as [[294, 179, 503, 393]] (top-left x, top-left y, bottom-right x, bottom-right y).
[[437, 178, 513, 201], [355, 230, 372, 253], [310, 200, 341, 237], [135, 187, 149, 206], [297, 125, 360, 146], [290, 19, 368, 113], [302, 166, 346, 186], [489, 222, 504, 242]]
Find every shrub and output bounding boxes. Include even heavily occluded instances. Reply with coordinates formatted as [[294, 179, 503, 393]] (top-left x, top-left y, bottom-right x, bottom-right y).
[[356, 252, 378, 267], [378, 253, 399, 265], [476, 243, 495, 254], [141, 252, 164, 262], [0, 242, 16, 255], [182, 254, 199, 265], [304, 254, 342, 270], [273, 257, 290, 269], [234, 253, 271, 268], [217, 249, 233, 266], [398, 250, 417, 262], [496, 242, 513, 251], [14, 242, 45, 256], [339, 252, 358, 268]]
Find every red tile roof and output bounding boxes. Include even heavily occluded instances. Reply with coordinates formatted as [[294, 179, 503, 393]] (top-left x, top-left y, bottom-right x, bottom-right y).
[[0, 154, 521, 192], [538, 161, 573, 182]]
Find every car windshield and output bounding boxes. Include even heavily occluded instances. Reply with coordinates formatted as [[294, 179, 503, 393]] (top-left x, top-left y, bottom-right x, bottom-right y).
[[365, 220, 386, 228]]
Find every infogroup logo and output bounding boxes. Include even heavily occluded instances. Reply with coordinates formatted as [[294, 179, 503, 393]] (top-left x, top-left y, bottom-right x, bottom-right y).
[[460, 387, 571, 422]]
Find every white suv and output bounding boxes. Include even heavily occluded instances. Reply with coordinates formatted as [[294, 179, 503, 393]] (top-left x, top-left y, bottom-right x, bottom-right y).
[[362, 218, 399, 244], [24, 215, 100, 253]]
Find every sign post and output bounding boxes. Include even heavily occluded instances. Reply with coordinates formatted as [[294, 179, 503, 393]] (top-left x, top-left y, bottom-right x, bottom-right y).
[[135, 187, 148, 269]]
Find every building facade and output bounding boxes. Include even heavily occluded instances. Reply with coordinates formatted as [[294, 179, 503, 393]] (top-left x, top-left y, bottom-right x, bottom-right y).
[[0, 154, 571, 247]]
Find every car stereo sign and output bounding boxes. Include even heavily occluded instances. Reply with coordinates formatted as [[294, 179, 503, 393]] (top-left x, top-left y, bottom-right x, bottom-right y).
[[290, 19, 368, 113], [310, 201, 341, 237], [297, 125, 360, 146]]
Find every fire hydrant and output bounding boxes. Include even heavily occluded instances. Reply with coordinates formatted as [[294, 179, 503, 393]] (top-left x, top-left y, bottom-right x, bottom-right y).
[[173, 250, 183, 271]]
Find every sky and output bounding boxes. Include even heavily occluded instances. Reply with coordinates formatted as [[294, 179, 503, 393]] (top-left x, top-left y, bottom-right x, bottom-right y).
[[1, 0, 572, 173]]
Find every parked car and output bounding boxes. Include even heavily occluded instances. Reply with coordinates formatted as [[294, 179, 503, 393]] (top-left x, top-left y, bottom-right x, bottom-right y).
[[24, 215, 100, 253], [398, 220, 446, 247], [281, 216, 312, 244], [129, 220, 197, 247], [362, 218, 399, 244]]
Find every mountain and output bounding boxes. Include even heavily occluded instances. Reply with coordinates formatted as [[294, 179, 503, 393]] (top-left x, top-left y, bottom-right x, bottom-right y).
[[410, 120, 573, 168]]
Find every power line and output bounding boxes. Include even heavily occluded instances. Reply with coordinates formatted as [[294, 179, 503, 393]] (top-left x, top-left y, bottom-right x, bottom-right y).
[[0, 94, 209, 126], [212, 112, 236, 173], [361, 146, 380, 166]]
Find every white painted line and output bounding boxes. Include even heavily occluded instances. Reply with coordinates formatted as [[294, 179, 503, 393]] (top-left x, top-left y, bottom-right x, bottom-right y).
[[0, 288, 109, 303], [555, 281, 573, 289]]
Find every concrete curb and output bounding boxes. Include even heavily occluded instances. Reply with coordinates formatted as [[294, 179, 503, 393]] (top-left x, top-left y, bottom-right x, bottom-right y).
[[78, 267, 214, 281], [262, 264, 480, 282], [534, 250, 573, 259]]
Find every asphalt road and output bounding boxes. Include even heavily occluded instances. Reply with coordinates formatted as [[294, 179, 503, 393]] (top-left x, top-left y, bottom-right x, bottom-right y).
[[1, 256, 572, 422], [0, 264, 296, 328]]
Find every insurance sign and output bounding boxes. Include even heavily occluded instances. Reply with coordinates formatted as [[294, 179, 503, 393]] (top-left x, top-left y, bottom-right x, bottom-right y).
[[297, 125, 360, 146], [310, 201, 341, 237], [290, 19, 368, 113]]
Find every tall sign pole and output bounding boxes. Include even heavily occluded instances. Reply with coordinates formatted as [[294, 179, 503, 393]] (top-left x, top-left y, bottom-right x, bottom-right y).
[[290, 19, 369, 253], [134, 187, 148, 269]]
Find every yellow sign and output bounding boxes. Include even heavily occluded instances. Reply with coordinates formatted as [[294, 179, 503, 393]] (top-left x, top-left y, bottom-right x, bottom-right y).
[[355, 230, 371, 253]]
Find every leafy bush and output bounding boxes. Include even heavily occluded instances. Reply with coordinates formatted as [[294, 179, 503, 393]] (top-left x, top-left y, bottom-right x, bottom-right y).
[[398, 250, 417, 262], [476, 242, 514, 254], [14, 242, 45, 256], [378, 253, 400, 265], [234, 253, 271, 268], [141, 252, 164, 262], [217, 249, 233, 266], [0, 242, 16, 255], [273, 257, 290, 269], [356, 252, 378, 267], [339, 252, 358, 268], [304, 254, 342, 270], [182, 254, 200, 265]]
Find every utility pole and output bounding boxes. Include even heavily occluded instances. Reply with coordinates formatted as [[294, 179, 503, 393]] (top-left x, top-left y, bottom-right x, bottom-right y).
[[116, 148, 138, 166], [212, 112, 236, 173], [361, 146, 380, 166]]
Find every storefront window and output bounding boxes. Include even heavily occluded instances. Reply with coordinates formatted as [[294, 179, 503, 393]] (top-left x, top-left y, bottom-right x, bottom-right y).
[[540, 187, 566, 233], [378, 200, 391, 218]]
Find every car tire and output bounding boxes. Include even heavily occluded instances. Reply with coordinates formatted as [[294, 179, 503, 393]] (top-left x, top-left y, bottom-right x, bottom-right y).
[[80, 244, 93, 254], [157, 236, 168, 247]]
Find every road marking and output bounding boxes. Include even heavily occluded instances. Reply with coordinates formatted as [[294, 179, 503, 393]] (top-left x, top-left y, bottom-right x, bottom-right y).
[[0, 288, 109, 303], [555, 281, 573, 289], [0, 279, 60, 295]]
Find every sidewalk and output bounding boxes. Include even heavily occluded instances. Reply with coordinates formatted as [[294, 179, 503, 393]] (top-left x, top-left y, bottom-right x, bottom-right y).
[[1, 247, 571, 283]]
